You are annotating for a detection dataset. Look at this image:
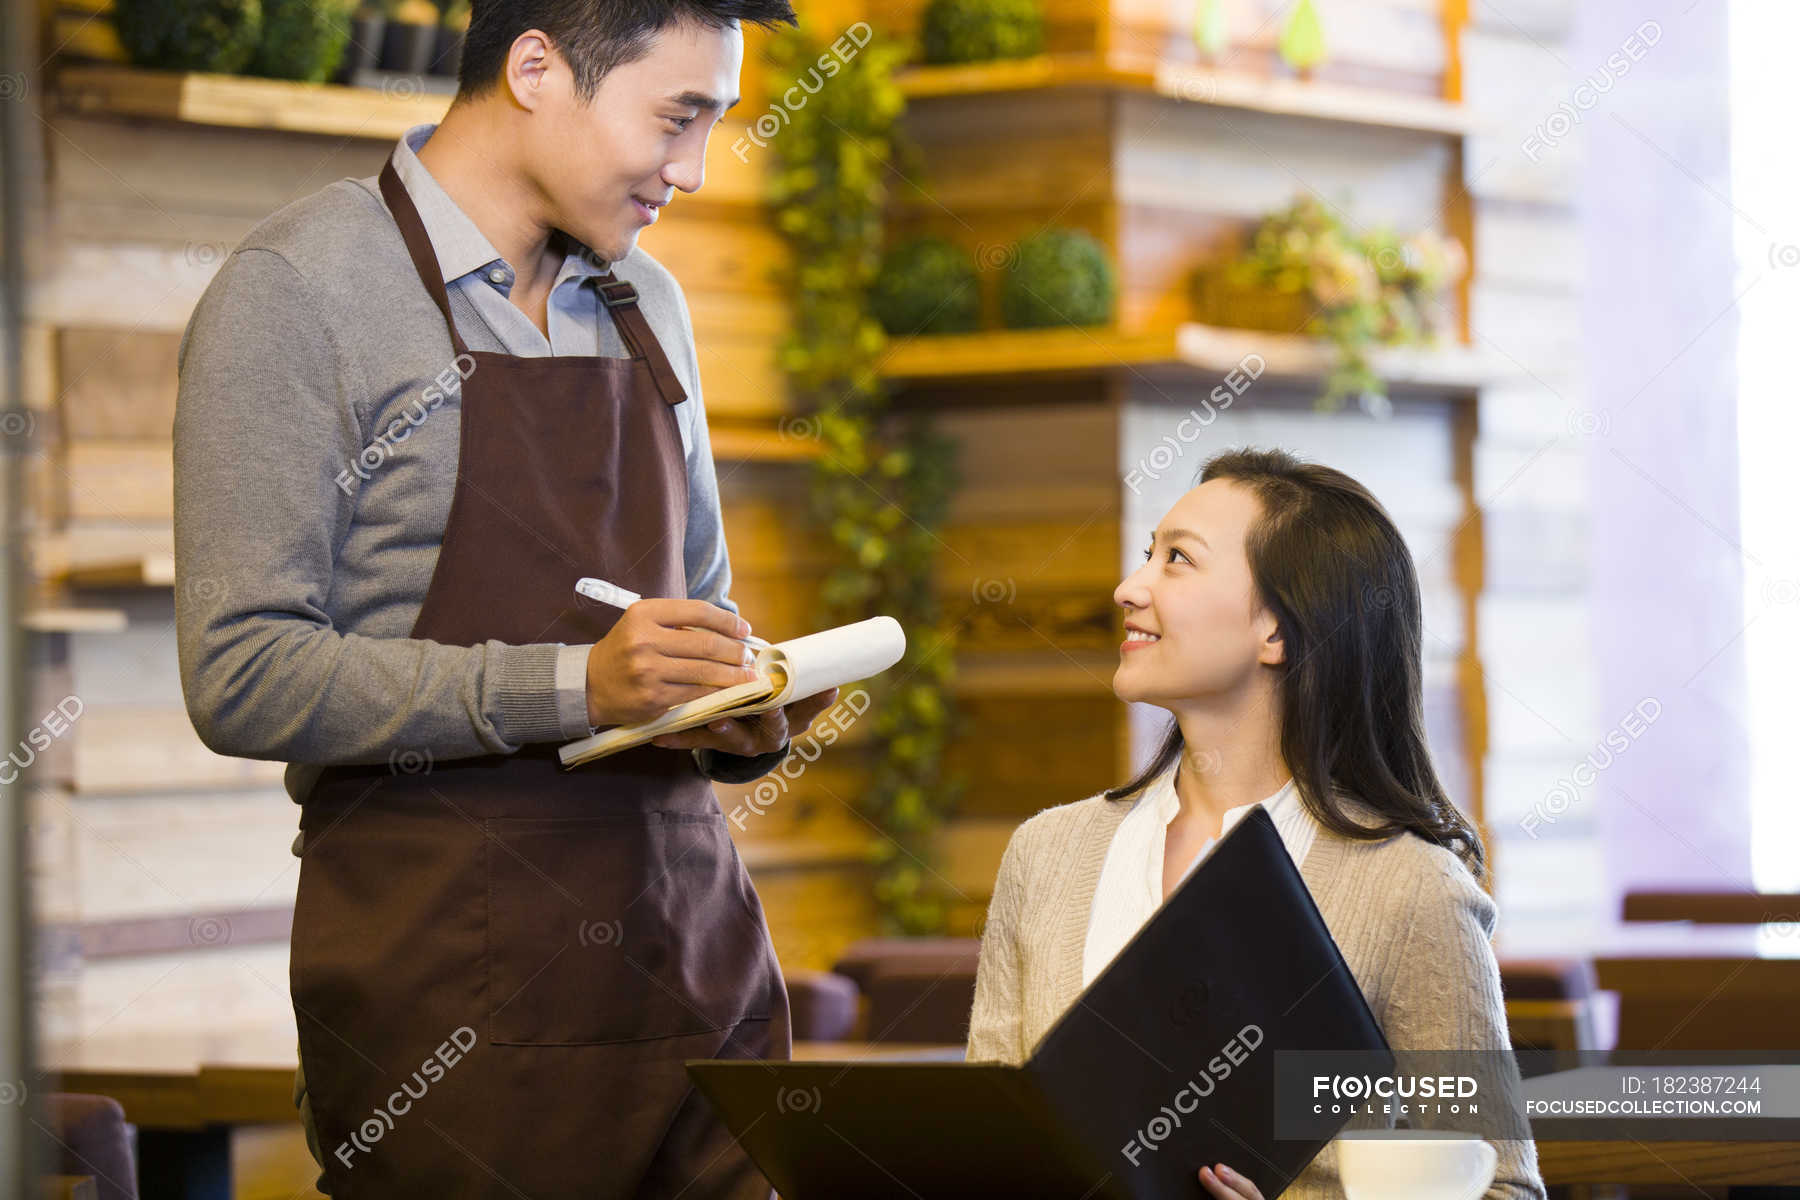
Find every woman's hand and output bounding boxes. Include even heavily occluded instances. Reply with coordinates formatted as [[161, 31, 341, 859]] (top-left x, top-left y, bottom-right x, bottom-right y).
[[1197, 1163, 1264, 1199]]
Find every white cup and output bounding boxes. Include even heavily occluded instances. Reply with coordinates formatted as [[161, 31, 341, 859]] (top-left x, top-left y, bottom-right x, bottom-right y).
[[1334, 1129, 1498, 1200]]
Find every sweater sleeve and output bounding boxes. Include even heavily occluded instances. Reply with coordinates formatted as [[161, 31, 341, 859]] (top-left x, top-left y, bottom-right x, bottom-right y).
[[966, 820, 1031, 1065], [174, 248, 567, 765], [1383, 851, 1547, 1200]]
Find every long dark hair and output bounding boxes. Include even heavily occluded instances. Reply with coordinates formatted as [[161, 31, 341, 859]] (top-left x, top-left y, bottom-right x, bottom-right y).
[[1104, 447, 1485, 880]]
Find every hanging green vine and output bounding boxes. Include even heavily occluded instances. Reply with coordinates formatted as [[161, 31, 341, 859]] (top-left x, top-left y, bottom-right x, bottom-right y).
[[764, 24, 964, 934]]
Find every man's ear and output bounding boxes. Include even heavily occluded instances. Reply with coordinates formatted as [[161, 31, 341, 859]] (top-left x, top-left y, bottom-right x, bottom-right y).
[[506, 29, 555, 110]]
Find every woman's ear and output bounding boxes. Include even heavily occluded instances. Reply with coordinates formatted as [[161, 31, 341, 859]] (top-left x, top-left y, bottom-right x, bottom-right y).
[[1258, 618, 1285, 667]]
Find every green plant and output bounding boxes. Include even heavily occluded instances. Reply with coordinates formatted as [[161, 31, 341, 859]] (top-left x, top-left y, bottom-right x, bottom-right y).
[[1193, 0, 1227, 57], [249, 0, 352, 80], [115, 0, 263, 72], [1278, 0, 1328, 73], [765, 25, 965, 934], [1217, 193, 1466, 410], [871, 236, 982, 336], [999, 228, 1117, 329], [920, 0, 1044, 64]]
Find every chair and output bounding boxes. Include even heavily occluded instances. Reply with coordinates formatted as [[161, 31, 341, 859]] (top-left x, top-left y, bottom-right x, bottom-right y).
[[830, 937, 981, 1044], [784, 967, 860, 1042], [33, 1094, 137, 1200]]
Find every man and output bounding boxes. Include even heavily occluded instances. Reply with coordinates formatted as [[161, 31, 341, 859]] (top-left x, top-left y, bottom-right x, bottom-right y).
[[172, 2, 825, 1195]]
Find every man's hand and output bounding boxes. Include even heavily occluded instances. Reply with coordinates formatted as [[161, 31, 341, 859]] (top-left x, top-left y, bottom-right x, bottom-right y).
[[585, 598, 760, 728], [648, 686, 840, 756]]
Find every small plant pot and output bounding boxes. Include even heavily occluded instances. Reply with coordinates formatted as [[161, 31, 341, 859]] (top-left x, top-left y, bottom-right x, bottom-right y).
[[336, 13, 385, 82], [1191, 267, 1315, 334], [379, 19, 437, 74], [432, 26, 464, 77]]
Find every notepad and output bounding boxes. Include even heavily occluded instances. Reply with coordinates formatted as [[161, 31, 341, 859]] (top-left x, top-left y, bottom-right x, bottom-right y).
[[558, 615, 906, 768]]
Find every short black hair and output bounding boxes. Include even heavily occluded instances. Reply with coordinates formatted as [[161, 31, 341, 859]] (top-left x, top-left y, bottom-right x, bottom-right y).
[[459, 0, 798, 102]]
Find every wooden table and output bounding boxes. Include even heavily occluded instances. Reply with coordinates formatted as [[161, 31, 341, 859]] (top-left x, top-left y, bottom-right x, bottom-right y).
[[41, 1030, 962, 1199], [1502, 921, 1800, 1051], [43, 1026, 301, 1200], [1537, 1140, 1800, 1186], [51, 1029, 1800, 1193]]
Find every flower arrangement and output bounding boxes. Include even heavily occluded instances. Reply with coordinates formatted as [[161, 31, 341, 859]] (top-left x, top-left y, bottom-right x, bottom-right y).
[[1194, 193, 1467, 412]]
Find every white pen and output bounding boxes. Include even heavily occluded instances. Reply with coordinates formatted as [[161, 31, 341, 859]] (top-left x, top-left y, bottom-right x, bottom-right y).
[[575, 577, 772, 651]]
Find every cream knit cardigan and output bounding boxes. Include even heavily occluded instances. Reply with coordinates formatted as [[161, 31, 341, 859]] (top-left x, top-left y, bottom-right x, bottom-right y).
[[965, 788, 1546, 1200]]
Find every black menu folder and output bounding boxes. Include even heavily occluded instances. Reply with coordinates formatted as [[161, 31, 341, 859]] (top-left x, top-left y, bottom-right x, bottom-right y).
[[686, 805, 1394, 1199]]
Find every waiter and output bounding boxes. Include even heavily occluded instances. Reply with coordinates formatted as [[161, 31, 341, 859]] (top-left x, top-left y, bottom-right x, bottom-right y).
[[172, 1, 826, 1196]]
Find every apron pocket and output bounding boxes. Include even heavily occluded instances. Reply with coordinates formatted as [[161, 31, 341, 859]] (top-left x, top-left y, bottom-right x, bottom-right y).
[[483, 811, 772, 1045]]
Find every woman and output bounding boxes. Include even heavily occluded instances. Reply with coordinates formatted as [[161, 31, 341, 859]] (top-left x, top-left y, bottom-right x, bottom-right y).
[[966, 447, 1545, 1200]]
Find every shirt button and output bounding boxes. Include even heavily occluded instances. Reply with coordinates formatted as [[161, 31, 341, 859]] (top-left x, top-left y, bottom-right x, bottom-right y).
[[488, 267, 508, 284]]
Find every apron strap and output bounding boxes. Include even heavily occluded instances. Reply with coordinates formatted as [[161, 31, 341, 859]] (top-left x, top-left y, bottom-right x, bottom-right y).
[[380, 152, 688, 410], [378, 156, 472, 358], [593, 272, 690, 408]]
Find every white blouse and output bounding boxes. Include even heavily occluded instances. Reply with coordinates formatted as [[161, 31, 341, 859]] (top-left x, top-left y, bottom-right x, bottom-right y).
[[1081, 760, 1319, 987]]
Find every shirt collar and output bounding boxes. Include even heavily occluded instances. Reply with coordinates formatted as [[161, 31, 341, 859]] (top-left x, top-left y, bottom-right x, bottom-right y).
[[390, 123, 614, 293]]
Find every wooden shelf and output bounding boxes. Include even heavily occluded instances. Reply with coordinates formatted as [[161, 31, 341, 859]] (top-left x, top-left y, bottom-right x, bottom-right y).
[[57, 54, 1473, 144], [54, 64, 448, 140], [61, 553, 176, 589], [880, 323, 1500, 394], [23, 608, 128, 633], [897, 52, 1474, 137], [709, 423, 826, 464]]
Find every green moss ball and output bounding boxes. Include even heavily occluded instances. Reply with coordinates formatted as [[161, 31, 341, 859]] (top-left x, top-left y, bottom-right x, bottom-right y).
[[116, 0, 264, 73], [921, 0, 1045, 65], [999, 228, 1116, 329], [871, 236, 983, 336], [249, 0, 352, 80]]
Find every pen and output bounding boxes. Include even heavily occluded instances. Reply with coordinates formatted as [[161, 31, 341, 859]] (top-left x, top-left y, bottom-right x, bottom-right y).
[[575, 577, 772, 651]]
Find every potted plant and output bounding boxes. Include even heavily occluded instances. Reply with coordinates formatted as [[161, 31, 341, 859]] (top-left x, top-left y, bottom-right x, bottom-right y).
[[1277, 0, 1328, 77], [378, 0, 440, 74], [336, 1, 386, 82], [919, 0, 1044, 65], [434, 0, 470, 78], [998, 228, 1116, 330], [1192, 193, 1467, 412], [249, 0, 352, 81], [871, 236, 982, 336], [114, 0, 263, 72]]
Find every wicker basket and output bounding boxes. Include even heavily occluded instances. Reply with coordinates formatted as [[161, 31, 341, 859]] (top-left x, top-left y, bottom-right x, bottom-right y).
[[1191, 266, 1316, 336]]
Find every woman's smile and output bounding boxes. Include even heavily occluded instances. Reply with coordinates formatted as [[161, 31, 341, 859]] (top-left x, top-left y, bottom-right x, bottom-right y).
[[1122, 623, 1162, 652]]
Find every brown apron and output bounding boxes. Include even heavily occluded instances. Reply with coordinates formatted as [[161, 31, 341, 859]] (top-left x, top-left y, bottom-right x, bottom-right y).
[[288, 156, 789, 1199]]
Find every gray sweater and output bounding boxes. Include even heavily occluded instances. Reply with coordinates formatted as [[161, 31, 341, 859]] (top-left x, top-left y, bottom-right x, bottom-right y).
[[173, 145, 786, 806], [967, 790, 1547, 1200]]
